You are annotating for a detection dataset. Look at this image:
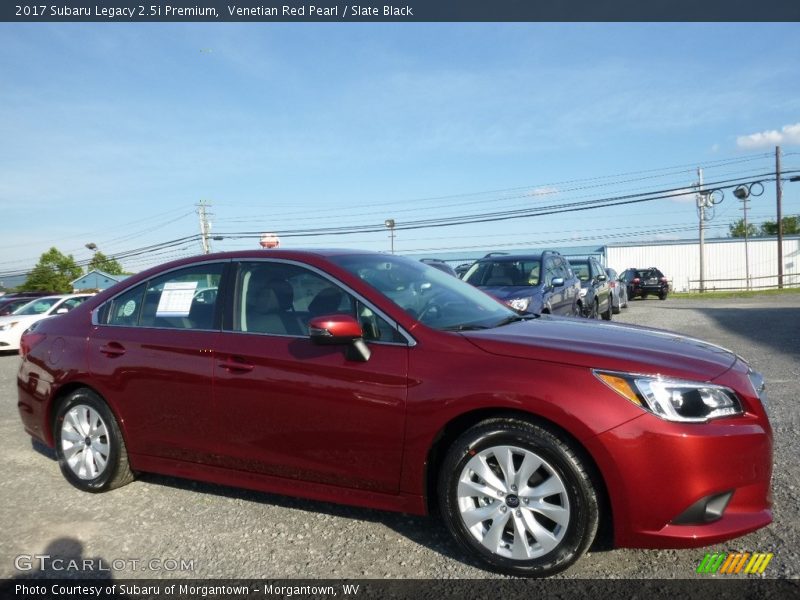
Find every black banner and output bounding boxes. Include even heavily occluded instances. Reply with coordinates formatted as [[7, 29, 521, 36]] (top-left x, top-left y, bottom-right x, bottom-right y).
[[2, 0, 800, 22], [2, 579, 800, 600]]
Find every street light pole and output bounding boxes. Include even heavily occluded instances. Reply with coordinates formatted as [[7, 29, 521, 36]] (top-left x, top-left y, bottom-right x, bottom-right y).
[[384, 219, 396, 254]]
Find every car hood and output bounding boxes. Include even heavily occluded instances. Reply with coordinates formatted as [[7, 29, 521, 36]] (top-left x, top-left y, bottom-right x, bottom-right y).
[[461, 316, 737, 381], [0, 314, 40, 324]]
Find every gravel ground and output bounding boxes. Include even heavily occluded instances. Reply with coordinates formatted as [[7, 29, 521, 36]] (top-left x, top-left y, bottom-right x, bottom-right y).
[[0, 294, 798, 580]]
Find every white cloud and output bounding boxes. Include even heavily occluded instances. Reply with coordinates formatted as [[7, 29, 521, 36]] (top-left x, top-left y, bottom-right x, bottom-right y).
[[737, 123, 800, 149], [666, 187, 699, 204], [526, 186, 559, 198]]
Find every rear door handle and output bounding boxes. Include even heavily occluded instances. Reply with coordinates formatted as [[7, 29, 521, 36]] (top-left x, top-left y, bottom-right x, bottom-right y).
[[218, 358, 255, 373], [99, 342, 126, 357]]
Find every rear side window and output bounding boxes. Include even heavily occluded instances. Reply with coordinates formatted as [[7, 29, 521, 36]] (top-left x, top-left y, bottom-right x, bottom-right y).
[[104, 263, 224, 330]]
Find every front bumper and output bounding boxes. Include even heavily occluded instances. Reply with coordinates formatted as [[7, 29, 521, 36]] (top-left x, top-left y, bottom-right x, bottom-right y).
[[586, 412, 772, 548]]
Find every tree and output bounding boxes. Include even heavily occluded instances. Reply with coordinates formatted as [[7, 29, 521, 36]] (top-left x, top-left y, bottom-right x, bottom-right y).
[[728, 218, 758, 238], [20, 247, 83, 293], [760, 215, 800, 236], [88, 251, 124, 275]]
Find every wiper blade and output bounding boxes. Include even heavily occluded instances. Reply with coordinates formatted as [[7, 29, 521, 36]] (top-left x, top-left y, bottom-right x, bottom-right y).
[[494, 314, 537, 327], [442, 324, 490, 331]]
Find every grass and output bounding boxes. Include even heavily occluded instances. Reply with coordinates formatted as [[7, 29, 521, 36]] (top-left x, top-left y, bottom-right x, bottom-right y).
[[670, 287, 800, 300]]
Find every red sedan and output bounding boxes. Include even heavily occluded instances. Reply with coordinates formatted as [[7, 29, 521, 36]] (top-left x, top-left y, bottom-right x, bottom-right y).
[[16, 250, 772, 577]]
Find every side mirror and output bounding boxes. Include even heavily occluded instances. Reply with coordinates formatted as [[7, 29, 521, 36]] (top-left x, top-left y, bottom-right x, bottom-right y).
[[551, 277, 565, 287], [597, 274, 607, 282], [308, 314, 370, 362]]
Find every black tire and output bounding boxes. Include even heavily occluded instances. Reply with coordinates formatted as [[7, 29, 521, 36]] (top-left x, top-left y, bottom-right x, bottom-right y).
[[603, 297, 613, 320], [659, 291, 668, 301], [438, 418, 599, 577], [611, 297, 620, 315], [54, 389, 134, 493], [592, 299, 600, 319]]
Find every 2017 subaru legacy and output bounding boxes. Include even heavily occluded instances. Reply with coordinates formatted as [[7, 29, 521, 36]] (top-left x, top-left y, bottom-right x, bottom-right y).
[[17, 250, 771, 577]]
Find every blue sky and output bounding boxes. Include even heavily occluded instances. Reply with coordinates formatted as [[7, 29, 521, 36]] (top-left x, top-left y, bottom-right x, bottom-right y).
[[1, 23, 799, 278]]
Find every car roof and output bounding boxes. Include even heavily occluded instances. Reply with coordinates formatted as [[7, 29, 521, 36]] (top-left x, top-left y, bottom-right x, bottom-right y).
[[474, 252, 557, 262]]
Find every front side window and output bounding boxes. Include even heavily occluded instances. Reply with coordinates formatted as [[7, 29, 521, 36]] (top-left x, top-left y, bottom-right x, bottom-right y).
[[105, 263, 223, 330], [232, 261, 404, 343], [57, 296, 90, 312]]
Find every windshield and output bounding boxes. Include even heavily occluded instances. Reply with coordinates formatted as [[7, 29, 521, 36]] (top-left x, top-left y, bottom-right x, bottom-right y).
[[14, 297, 60, 315], [572, 263, 591, 282], [331, 254, 517, 331], [463, 259, 541, 287]]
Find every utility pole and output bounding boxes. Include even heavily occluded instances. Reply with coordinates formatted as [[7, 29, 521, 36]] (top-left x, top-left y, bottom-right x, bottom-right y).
[[776, 146, 783, 288], [197, 200, 213, 254], [739, 192, 751, 290], [696, 168, 706, 293]]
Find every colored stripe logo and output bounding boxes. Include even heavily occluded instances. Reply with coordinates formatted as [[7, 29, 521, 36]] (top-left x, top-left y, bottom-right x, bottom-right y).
[[697, 552, 773, 574]]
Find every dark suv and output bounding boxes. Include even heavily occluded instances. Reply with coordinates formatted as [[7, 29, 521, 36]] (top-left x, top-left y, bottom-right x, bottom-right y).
[[621, 267, 670, 300], [462, 251, 581, 316]]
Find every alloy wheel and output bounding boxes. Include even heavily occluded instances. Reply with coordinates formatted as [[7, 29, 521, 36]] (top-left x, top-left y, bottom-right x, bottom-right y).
[[60, 404, 110, 480], [456, 445, 571, 560]]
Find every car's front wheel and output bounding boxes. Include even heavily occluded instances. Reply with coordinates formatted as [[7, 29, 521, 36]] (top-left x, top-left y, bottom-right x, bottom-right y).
[[54, 389, 134, 492], [438, 418, 599, 577], [601, 297, 612, 321]]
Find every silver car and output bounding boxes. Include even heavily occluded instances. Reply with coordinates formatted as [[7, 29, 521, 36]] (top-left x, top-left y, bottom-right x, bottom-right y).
[[605, 268, 628, 314]]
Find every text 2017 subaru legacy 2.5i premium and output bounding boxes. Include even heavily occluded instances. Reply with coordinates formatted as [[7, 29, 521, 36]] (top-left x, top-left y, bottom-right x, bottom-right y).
[[16, 250, 772, 577]]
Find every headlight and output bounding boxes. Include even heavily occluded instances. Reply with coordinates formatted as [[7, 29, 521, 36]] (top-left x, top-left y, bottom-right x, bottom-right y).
[[506, 297, 530, 312], [0, 321, 19, 331], [594, 370, 743, 423], [579, 288, 588, 298]]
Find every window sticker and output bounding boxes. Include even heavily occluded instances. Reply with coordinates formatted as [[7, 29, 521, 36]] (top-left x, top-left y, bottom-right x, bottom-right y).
[[156, 281, 198, 317], [122, 300, 137, 317]]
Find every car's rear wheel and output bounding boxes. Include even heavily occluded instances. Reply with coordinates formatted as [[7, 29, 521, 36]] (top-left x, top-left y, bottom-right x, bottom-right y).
[[54, 389, 134, 492], [438, 419, 599, 577], [659, 291, 668, 300]]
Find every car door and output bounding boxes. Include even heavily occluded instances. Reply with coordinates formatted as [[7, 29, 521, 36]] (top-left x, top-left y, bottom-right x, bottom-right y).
[[212, 259, 410, 493], [88, 262, 225, 464]]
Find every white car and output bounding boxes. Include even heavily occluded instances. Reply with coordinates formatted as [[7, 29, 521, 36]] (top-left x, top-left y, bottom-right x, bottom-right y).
[[0, 294, 93, 352]]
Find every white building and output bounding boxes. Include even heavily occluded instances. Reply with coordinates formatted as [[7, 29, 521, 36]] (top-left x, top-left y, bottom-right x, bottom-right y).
[[606, 235, 800, 292]]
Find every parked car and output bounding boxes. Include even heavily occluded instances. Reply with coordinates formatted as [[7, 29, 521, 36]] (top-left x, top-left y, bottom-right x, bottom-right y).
[[570, 257, 612, 320], [0, 291, 60, 316], [605, 267, 628, 314], [462, 251, 581, 316], [0, 294, 93, 351], [454, 262, 473, 278], [0, 296, 45, 317], [17, 250, 772, 577], [621, 267, 670, 300], [419, 258, 458, 277]]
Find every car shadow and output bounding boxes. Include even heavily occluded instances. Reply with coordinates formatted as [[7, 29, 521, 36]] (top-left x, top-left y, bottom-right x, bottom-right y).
[[138, 472, 491, 571], [644, 305, 800, 359], [4, 537, 116, 581]]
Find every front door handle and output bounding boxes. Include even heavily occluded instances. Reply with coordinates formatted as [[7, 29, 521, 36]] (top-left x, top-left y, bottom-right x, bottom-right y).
[[218, 358, 255, 373], [99, 342, 126, 357]]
